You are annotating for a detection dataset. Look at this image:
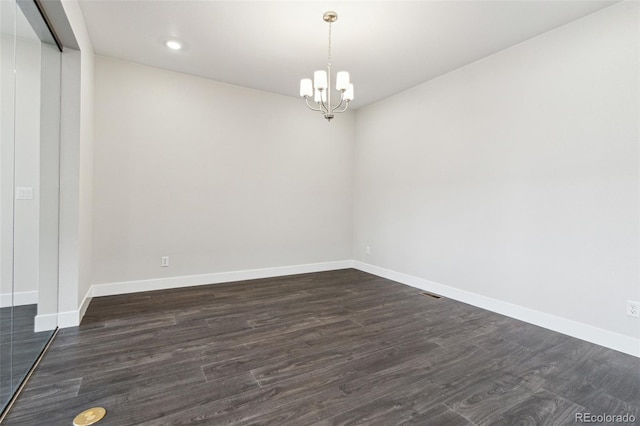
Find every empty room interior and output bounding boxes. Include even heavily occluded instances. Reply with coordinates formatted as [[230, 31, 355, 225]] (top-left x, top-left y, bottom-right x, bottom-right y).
[[1, 0, 639, 424]]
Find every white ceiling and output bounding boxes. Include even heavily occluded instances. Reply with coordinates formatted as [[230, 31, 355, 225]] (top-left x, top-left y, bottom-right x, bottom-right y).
[[78, 1, 618, 109]]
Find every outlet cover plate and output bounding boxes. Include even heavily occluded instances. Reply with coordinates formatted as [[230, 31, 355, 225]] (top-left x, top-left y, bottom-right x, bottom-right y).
[[16, 187, 33, 200]]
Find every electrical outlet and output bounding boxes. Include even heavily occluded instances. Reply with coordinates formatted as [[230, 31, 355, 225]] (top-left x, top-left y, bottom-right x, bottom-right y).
[[16, 187, 33, 200], [161, 256, 169, 267], [365, 246, 371, 256], [627, 300, 640, 318]]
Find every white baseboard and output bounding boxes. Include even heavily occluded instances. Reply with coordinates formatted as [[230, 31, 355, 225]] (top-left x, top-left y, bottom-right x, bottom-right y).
[[0, 291, 38, 308], [58, 259, 638, 358], [78, 287, 92, 322], [54, 260, 352, 328], [34, 313, 57, 332], [0, 294, 9, 308], [353, 261, 640, 358], [57, 310, 80, 328], [57, 286, 93, 328], [91, 260, 354, 297]]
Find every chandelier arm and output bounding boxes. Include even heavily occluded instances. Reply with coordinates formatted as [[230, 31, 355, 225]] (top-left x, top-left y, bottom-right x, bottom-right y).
[[330, 96, 345, 113], [334, 101, 350, 113], [305, 97, 323, 112], [318, 95, 330, 114]]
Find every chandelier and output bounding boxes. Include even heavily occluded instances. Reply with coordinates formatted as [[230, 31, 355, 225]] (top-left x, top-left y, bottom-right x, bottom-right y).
[[299, 11, 354, 121]]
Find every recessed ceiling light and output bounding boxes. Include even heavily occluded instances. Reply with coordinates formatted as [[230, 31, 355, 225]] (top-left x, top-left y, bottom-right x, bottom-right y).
[[165, 40, 182, 50]]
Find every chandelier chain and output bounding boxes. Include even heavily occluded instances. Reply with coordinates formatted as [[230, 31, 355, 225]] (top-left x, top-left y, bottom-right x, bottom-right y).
[[328, 22, 332, 68]]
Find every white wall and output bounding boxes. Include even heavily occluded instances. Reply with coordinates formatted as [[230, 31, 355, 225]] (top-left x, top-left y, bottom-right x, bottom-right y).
[[76, 10, 94, 310], [37, 42, 62, 328], [354, 1, 639, 347], [92, 56, 354, 287], [57, 0, 94, 325]]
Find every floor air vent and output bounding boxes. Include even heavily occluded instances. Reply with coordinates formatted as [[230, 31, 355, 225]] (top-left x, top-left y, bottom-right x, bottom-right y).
[[73, 407, 106, 425], [421, 292, 442, 299]]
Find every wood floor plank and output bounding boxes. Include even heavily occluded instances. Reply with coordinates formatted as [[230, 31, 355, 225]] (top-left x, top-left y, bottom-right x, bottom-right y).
[[311, 376, 441, 426], [399, 403, 476, 426], [251, 337, 438, 388], [109, 371, 260, 425], [159, 339, 442, 425], [440, 371, 545, 425], [484, 389, 585, 425]]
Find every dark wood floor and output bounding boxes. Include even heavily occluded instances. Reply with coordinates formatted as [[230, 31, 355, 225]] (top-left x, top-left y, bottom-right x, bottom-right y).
[[0, 304, 54, 412], [4, 269, 639, 425]]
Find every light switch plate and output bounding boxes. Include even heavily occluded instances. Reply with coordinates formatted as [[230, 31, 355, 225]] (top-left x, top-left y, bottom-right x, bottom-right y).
[[16, 187, 33, 200]]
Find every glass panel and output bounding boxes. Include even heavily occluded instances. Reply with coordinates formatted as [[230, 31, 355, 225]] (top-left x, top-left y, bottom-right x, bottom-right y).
[[0, 0, 18, 411], [0, 0, 60, 414]]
